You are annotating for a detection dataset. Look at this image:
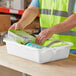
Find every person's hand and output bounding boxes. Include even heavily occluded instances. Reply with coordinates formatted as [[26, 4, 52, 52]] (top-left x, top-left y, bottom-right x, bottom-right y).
[[9, 22, 21, 30], [36, 28, 54, 45]]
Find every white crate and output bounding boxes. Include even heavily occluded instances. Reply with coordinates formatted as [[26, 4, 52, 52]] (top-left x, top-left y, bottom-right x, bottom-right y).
[[4, 39, 73, 63]]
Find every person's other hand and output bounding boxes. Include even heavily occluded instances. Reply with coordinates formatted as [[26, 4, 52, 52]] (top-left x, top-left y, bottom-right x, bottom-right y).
[[36, 28, 54, 45], [9, 23, 21, 30]]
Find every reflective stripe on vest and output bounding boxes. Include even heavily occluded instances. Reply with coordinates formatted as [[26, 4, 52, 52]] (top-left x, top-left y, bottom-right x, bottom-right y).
[[40, 0, 75, 17], [41, 27, 76, 37], [53, 10, 68, 17], [58, 31, 76, 36], [68, 0, 75, 16], [40, 9, 68, 17]]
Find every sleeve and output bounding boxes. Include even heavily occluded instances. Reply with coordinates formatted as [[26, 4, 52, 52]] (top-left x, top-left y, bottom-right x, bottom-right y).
[[30, 0, 40, 7], [74, 0, 76, 12]]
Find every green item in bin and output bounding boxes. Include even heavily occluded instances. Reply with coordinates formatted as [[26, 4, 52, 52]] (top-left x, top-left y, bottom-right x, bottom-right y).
[[42, 39, 68, 48], [50, 42, 68, 48], [8, 30, 36, 44], [8, 30, 68, 48], [42, 40, 54, 46]]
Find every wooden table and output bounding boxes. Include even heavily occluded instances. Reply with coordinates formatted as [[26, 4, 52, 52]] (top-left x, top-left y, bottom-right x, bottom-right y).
[[0, 46, 76, 76]]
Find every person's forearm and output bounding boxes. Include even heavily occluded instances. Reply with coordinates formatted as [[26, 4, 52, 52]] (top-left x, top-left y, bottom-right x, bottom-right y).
[[49, 13, 76, 34], [18, 5, 39, 29]]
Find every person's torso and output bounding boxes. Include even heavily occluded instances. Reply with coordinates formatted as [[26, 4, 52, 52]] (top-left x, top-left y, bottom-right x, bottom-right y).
[[39, 0, 76, 49]]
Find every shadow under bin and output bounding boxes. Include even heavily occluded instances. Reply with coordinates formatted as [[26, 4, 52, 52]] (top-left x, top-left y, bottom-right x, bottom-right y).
[[0, 33, 6, 45]]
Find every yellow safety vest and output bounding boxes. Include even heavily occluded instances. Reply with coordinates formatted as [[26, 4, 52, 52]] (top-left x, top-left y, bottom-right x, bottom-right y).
[[40, 0, 76, 49]]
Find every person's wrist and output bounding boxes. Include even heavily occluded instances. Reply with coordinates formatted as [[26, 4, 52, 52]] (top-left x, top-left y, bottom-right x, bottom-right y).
[[16, 22, 21, 26], [17, 21, 25, 30], [48, 27, 55, 35], [14, 22, 21, 30]]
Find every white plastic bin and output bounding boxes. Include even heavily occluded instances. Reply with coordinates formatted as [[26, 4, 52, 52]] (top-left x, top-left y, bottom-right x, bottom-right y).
[[4, 39, 73, 63]]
